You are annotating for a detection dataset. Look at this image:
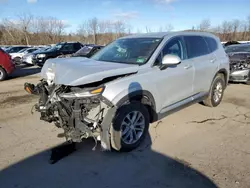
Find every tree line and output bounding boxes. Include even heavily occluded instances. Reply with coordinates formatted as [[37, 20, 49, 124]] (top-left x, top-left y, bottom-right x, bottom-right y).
[[0, 13, 250, 46], [193, 16, 250, 41]]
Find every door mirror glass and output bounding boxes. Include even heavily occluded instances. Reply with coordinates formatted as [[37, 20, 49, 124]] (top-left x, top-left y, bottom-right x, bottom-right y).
[[162, 54, 181, 66]]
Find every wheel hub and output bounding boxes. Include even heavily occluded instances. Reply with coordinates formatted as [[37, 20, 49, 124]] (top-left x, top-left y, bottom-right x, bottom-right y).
[[213, 82, 223, 103], [121, 111, 145, 145]]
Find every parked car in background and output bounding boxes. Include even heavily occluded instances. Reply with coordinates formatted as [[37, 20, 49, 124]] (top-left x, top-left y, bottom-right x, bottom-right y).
[[0, 47, 15, 81], [57, 45, 104, 58], [224, 44, 250, 84], [5, 46, 29, 54], [224, 41, 240, 47], [32, 42, 83, 67], [10, 47, 39, 64], [225, 43, 250, 53], [22, 47, 51, 66], [24, 32, 229, 151], [228, 52, 250, 84]]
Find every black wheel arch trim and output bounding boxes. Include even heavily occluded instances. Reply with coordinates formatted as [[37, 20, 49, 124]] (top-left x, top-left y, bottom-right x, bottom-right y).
[[216, 68, 228, 85], [116, 90, 158, 122]]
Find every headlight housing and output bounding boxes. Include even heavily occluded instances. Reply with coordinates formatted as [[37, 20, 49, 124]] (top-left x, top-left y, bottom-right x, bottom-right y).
[[60, 86, 105, 99], [37, 54, 46, 58]]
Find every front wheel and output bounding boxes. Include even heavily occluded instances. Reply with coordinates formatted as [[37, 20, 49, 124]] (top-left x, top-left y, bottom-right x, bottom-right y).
[[110, 102, 149, 152], [203, 74, 225, 107], [0, 67, 7, 81]]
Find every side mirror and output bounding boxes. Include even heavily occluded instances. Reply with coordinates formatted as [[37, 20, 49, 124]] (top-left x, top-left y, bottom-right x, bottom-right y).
[[160, 54, 181, 70], [162, 54, 181, 66]]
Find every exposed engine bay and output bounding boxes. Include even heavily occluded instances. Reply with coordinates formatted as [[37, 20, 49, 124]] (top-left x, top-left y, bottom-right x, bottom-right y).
[[229, 53, 250, 71], [228, 53, 250, 83], [24, 80, 111, 147], [230, 59, 250, 72]]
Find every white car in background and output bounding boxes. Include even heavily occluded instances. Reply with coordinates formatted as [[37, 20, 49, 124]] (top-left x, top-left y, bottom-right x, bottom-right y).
[[22, 47, 51, 66], [10, 47, 39, 64]]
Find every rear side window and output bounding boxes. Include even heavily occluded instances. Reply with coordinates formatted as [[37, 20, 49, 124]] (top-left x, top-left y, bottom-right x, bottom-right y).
[[61, 43, 74, 51], [184, 36, 210, 58], [204, 37, 218, 52], [73, 43, 82, 51]]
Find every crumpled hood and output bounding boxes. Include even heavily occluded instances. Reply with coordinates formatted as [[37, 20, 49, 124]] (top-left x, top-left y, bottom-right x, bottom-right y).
[[41, 57, 139, 86]]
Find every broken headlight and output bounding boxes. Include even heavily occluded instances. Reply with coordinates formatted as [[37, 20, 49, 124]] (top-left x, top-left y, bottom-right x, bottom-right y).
[[60, 86, 105, 99]]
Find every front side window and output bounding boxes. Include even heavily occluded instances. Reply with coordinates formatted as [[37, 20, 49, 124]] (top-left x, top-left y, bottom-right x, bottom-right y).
[[162, 37, 185, 60], [184, 36, 210, 58], [91, 38, 162, 64]]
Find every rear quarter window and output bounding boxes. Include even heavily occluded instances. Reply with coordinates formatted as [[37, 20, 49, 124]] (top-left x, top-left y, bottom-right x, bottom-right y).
[[204, 37, 218, 52], [184, 36, 210, 59]]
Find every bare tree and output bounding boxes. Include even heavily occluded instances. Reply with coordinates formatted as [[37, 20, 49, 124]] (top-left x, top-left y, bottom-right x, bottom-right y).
[[199, 19, 211, 31], [247, 15, 250, 40], [145, 26, 151, 33], [165, 24, 174, 32], [158, 26, 163, 32], [17, 13, 33, 45], [113, 20, 126, 38], [88, 17, 98, 44], [232, 19, 240, 40]]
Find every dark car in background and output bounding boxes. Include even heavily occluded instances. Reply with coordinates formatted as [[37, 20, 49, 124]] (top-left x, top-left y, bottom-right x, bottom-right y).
[[32, 42, 83, 67], [225, 43, 250, 53], [225, 44, 250, 84], [0, 47, 15, 81], [57, 45, 104, 58], [5, 46, 30, 54], [21, 47, 51, 65]]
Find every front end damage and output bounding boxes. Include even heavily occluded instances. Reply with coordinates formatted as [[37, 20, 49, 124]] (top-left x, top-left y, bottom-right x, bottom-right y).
[[229, 55, 250, 83], [24, 80, 114, 150]]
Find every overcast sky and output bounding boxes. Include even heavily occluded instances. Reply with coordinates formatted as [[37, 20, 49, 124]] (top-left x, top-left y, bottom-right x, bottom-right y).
[[0, 0, 250, 33]]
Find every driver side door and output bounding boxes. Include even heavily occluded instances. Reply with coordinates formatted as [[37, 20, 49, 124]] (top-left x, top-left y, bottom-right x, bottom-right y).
[[155, 36, 195, 112]]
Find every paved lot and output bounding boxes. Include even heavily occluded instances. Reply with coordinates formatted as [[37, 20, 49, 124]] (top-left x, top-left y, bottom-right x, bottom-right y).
[[0, 66, 250, 188]]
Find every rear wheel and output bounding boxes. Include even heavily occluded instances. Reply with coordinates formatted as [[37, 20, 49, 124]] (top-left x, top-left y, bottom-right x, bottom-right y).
[[0, 67, 7, 81], [110, 102, 149, 151], [203, 74, 225, 107]]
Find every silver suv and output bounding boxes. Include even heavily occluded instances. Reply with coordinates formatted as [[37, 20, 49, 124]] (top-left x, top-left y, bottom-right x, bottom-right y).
[[24, 32, 229, 151]]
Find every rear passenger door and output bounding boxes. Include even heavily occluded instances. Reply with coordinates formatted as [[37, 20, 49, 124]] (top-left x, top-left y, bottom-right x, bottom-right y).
[[184, 36, 217, 94]]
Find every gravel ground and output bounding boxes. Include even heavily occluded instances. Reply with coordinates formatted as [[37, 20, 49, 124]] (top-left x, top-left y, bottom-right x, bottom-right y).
[[0, 66, 249, 188]]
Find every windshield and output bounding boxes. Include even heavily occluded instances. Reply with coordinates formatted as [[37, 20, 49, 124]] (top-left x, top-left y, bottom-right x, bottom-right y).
[[8, 47, 25, 53], [75, 46, 93, 56], [18, 48, 28, 53], [91, 38, 162, 64], [225, 45, 250, 53], [48, 43, 64, 51]]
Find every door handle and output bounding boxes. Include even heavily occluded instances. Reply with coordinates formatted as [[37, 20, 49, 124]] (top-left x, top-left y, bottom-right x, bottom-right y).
[[210, 58, 216, 63], [184, 65, 192, 69]]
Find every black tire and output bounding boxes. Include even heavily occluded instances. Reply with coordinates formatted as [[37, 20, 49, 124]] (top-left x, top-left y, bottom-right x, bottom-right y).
[[110, 102, 149, 152], [203, 74, 225, 107], [0, 67, 7, 81], [13, 57, 21, 65]]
